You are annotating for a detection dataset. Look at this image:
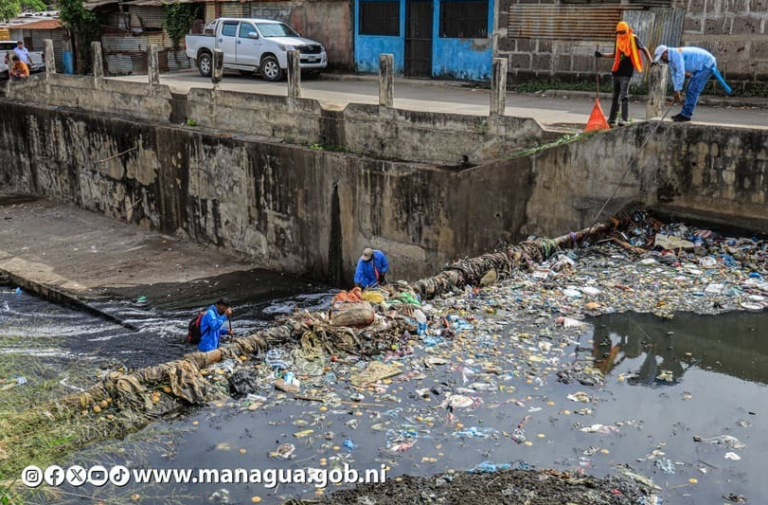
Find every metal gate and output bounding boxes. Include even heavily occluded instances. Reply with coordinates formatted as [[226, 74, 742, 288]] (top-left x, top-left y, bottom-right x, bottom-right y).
[[405, 0, 432, 78]]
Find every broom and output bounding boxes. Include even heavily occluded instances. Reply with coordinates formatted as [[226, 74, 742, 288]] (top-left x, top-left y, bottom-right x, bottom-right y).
[[585, 45, 610, 132]]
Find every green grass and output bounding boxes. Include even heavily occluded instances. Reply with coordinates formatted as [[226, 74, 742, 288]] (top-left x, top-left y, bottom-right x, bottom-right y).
[[0, 331, 115, 479], [510, 132, 589, 159]]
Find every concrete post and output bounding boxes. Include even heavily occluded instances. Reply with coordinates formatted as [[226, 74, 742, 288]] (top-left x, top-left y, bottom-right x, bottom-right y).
[[91, 41, 103, 89], [490, 58, 508, 117], [212, 48, 224, 87], [646, 63, 668, 119], [44, 39, 56, 76], [379, 54, 394, 108], [287, 50, 301, 98], [148, 44, 160, 85]]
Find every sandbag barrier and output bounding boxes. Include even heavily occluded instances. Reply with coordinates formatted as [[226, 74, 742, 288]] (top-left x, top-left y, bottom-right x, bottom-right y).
[[0, 220, 617, 466]]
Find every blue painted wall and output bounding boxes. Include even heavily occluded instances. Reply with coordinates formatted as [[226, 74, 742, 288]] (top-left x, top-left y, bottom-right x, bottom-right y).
[[431, 0, 493, 81], [354, 0, 406, 74], [354, 0, 493, 80]]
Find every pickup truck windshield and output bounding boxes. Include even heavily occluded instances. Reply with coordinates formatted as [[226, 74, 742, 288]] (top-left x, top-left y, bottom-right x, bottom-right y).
[[256, 23, 299, 37]]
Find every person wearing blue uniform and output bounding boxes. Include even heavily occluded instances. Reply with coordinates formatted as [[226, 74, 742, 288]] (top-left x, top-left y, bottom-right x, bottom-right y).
[[653, 45, 718, 122], [198, 298, 233, 352], [354, 248, 389, 288]]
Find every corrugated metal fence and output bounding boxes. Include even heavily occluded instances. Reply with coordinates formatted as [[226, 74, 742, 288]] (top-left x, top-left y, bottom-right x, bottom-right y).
[[624, 8, 684, 83], [508, 5, 640, 40], [102, 33, 192, 75]]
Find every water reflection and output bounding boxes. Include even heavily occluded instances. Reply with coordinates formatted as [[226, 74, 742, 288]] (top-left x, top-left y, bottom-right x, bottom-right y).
[[591, 311, 768, 385]]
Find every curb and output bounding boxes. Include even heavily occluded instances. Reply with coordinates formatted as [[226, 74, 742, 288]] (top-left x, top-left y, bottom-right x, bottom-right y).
[[0, 268, 139, 331], [319, 72, 480, 89], [534, 89, 768, 109]]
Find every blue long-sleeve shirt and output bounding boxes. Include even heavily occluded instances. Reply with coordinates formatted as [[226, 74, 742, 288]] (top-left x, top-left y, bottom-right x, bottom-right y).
[[197, 304, 229, 352], [354, 250, 389, 288], [667, 47, 717, 92]]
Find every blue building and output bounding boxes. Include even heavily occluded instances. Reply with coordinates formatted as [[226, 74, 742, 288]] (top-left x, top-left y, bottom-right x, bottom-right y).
[[354, 0, 494, 81]]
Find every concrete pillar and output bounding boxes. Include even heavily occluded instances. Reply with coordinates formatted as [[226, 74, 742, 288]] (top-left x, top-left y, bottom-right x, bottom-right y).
[[148, 44, 160, 85], [91, 41, 103, 89], [287, 49, 301, 98], [212, 48, 224, 86], [646, 63, 668, 119], [44, 39, 56, 76], [490, 58, 508, 117], [379, 54, 394, 108]]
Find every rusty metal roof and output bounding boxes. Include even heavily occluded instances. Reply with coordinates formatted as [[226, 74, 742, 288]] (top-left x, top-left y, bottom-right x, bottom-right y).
[[13, 19, 63, 30], [508, 5, 643, 41]]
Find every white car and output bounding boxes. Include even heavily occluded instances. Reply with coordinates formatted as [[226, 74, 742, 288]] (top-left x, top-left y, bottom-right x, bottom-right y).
[[185, 18, 327, 81]]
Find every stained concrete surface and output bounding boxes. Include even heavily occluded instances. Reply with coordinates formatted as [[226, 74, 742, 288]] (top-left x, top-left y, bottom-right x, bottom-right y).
[[0, 193, 324, 310], [111, 71, 768, 128]]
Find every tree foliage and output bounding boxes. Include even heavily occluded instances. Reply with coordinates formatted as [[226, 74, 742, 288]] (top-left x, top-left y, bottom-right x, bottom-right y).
[[58, 0, 100, 44], [0, 0, 48, 22], [58, 0, 100, 71], [163, 2, 195, 49]]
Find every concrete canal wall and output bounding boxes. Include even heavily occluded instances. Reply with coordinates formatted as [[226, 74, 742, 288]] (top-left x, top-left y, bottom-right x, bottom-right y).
[[1, 77, 767, 284], [5, 74, 545, 166]]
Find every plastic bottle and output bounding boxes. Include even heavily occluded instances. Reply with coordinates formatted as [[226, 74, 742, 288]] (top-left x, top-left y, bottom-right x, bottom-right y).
[[414, 309, 427, 335]]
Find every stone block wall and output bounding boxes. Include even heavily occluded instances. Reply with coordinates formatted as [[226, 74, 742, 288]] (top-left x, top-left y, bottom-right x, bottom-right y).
[[496, 0, 768, 87], [682, 0, 768, 82]]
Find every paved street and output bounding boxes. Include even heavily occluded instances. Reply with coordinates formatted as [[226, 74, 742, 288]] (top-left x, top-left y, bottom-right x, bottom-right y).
[[112, 70, 768, 129]]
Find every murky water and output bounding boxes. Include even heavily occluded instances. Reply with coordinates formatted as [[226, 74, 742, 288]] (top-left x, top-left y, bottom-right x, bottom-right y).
[[1, 276, 333, 369], [8, 295, 761, 505], [6, 285, 768, 505]]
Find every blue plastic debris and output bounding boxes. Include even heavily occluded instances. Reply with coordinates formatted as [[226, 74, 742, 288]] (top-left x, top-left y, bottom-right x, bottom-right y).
[[467, 461, 511, 473], [653, 458, 676, 475], [452, 427, 498, 438]]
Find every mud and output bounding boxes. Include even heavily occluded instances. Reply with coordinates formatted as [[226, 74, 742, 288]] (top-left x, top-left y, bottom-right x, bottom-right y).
[[303, 470, 646, 505]]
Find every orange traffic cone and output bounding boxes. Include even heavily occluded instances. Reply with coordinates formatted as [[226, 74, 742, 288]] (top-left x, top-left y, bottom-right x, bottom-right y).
[[585, 45, 610, 132], [585, 99, 610, 132]]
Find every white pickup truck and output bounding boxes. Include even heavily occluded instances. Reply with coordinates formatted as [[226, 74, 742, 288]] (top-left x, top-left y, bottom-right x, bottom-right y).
[[185, 18, 327, 81], [1, 41, 44, 79]]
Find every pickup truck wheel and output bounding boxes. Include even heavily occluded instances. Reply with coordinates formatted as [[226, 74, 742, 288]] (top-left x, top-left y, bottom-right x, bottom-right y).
[[260, 56, 283, 82], [198, 53, 212, 77]]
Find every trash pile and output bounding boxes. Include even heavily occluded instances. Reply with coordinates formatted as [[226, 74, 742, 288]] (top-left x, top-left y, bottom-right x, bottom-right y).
[[298, 468, 646, 505], [188, 212, 764, 503], [7, 211, 767, 504]]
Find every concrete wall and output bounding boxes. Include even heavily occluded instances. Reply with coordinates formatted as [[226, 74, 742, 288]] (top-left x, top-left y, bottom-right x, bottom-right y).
[[522, 123, 768, 235], [1, 99, 767, 285], [7, 74, 173, 123], [248, 0, 354, 70], [682, 0, 768, 83], [6, 75, 546, 166], [0, 101, 533, 283]]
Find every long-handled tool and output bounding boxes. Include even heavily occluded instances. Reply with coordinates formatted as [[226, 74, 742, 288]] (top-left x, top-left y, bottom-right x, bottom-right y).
[[585, 45, 610, 132]]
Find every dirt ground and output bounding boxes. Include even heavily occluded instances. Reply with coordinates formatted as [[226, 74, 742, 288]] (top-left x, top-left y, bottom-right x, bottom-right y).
[[296, 469, 647, 505]]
